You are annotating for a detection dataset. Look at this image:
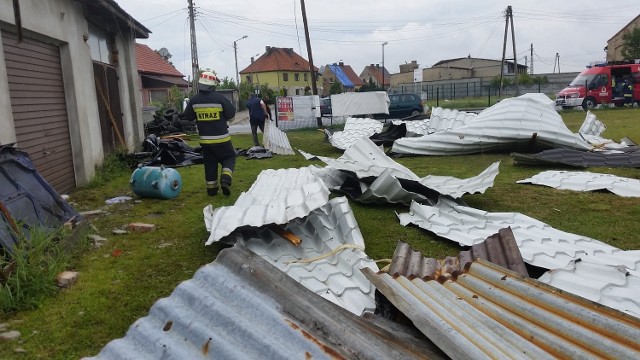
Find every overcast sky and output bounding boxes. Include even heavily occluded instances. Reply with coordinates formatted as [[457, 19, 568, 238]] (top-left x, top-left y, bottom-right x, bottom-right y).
[[118, 0, 640, 83]]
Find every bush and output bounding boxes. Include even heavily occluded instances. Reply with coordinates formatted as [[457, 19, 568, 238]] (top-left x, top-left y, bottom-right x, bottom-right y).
[[0, 226, 69, 313]]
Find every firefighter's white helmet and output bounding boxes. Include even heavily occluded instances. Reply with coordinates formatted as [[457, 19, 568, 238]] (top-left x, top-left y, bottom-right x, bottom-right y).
[[199, 71, 219, 86]]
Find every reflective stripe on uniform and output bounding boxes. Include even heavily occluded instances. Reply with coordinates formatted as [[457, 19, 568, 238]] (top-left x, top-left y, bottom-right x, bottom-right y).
[[193, 103, 223, 121], [200, 134, 231, 144], [200, 134, 231, 145], [221, 168, 233, 177], [206, 181, 219, 188]]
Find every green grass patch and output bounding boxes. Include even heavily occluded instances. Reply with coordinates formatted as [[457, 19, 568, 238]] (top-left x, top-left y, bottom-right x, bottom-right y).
[[0, 108, 639, 358], [0, 227, 69, 314]]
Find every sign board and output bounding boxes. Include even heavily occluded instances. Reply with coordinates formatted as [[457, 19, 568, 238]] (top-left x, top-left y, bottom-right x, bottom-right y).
[[276, 96, 294, 121], [413, 68, 422, 82]]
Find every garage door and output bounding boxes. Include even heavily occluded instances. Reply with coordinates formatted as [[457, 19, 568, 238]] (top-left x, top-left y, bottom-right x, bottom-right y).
[[2, 30, 75, 193]]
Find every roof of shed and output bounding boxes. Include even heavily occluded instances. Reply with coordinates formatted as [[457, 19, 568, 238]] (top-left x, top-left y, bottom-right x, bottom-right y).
[[135, 44, 185, 77]]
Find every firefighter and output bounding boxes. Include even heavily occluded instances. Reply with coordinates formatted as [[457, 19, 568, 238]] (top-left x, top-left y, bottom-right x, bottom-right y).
[[183, 71, 237, 196], [623, 78, 634, 106]]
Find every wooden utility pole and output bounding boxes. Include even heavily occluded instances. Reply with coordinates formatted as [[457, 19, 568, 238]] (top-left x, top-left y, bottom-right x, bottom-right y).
[[499, 5, 519, 96], [188, 0, 199, 92], [300, 0, 317, 96], [553, 53, 561, 73]]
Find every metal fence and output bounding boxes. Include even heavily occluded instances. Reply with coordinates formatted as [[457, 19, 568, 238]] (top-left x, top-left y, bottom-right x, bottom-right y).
[[391, 72, 579, 101]]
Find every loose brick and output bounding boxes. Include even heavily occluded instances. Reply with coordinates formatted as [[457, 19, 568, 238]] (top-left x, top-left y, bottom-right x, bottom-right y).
[[127, 222, 156, 233]]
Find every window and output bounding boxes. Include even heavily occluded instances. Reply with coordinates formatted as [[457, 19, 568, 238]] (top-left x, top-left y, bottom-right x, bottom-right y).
[[87, 23, 112, 64], [283, 73, 289, 81], [304, 73, 308, 81], [246, 75, 252, 83], [329, 78, 333, 83], [296, 88, 300, 95], [294, 73, 300, 81], [149, 90, 169, 105]]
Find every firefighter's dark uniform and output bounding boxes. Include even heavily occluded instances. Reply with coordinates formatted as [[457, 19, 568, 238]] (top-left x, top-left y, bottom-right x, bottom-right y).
[[623, 79, 634, 106], [183, 88, 236, 196]]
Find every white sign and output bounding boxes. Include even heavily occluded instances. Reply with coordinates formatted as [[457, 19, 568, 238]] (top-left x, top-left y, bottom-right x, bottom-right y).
[[413, 68, 423, 82]]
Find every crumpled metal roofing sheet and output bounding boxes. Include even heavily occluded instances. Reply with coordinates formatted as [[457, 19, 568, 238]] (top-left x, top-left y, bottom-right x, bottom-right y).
[[0, 145, 79, 250], [517, 170, 640, 197], [512, 147, 640, 168], [391, 93, 593, 155], [389, 227, 528, 280], [539, 259, 640, 318], [363, 259, 640, 360], [203, 167, 330, 244], [302, 138, 499, 202], [396, 197, 628, 270], [392, 107, 475, 136], [263, 119, 294, 155], [578, 110, 606, 136], [232, 196, 379, 316], [326, 117, 383, 150], [87, 246, 445, 360]]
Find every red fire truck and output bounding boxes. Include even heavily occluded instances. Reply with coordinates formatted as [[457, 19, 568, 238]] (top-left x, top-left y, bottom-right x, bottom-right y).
[[555, 62, 640, 110]]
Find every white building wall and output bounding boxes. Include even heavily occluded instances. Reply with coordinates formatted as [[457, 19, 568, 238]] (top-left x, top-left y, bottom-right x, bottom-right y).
[[0, 0, 144, 186]]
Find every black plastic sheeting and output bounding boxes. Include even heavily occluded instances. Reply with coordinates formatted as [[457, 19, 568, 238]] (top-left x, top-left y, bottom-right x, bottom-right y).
[[138, 135, 203, 167], [512, 147, 640, 168], [370, 123, 407, 146], [0, 145, 79, 251]]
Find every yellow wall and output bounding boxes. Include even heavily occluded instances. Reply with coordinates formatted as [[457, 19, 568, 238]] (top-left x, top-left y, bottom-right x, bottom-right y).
[[245, 70, 313, 95], [607, 17, 640, 62]]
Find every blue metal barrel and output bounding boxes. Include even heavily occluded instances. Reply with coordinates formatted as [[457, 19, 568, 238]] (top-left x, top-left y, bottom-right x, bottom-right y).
[[130, 166, 182, 199]]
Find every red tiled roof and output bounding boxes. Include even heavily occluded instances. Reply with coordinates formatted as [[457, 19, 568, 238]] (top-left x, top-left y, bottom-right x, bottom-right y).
[[239, 47, 318, 74], [135, 43, 184, 77], [360, 65, 389, 84], [340, 64, 364, 86]]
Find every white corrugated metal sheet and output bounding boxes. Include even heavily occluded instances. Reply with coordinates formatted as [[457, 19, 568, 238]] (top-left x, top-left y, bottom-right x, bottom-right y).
[[331, 91, 389, 117], [578, 110, 606, 136], [263, 119, 294, 155], [393, 107, 475, 136], [87, 246, 442, 360], [326, 117, 384, 150], [517, 170, 640, 197], [363, 259, 640, 360], [391, 93, 593, 155], [203, 167, 330, 244], [233, 196, 378, 316], [302, 138, 499, 203], [396, 197, 629, 270], [395, 197, 640, 317], [539, 259, 640, 318]]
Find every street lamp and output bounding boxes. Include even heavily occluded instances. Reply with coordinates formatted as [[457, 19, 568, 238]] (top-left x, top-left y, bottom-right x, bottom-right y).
[[381, 41, 388, 90], [233, 35, 248, 86]]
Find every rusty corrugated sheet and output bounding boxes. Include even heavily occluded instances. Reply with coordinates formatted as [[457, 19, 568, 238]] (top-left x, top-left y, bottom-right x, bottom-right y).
[[388, 227, 528, 281], [88, 246, 446, 360], [364, 258, 640, 360]]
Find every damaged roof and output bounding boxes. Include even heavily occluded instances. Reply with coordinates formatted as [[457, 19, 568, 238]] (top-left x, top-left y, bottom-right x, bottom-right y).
[[324, 118, 384, 150], [263, 120, 294, 155], [88, 245, 446, 359], [517, 170, 640, 197], [231, 196, 379, 316], [391, 93, 593, 156], [364, 258, 640, 359], [389, 227, 528, 280], [512, 147, 640, 168], [204, 167, 330, 244]]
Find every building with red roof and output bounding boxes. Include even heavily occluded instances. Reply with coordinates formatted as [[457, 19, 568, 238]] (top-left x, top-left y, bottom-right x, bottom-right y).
[[135, 43, 189, 106], [239, 46, 318, 96], [359, 64, 390, 89], [320, 62, 364, 96]]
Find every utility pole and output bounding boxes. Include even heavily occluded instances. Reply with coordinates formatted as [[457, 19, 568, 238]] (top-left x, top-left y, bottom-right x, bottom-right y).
[[499, 5, 519, 96], [530, 43, 534, 75], [553, 53, 561, 73], [188, 0, 199, 92], [300, 0, 317, 96], [234, 35, 248, 87]]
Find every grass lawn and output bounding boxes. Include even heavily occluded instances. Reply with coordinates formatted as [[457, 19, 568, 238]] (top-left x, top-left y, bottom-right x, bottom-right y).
[[1, 107, 640, 359]]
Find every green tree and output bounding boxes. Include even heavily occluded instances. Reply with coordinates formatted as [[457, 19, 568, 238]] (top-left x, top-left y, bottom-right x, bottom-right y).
[[518, 72, 533, 86], [330, 81, 343, 94], [218, 76, 237, 90], [621, 27, 640, 61], [532, 75, 549, 85], [359, 78, 382, 92]]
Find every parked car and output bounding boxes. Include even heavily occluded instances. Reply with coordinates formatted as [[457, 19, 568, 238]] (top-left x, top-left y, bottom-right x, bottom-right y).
[[320, 97, 332, 116], [388, 93, 424, 118]]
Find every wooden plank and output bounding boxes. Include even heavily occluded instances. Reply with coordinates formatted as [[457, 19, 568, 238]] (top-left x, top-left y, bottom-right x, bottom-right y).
[[8, 90, 66, 99], [9, 97, 66, 106], [11, 104, 67, 114], [15, 129, 70, 144], [7, 82, 65, 92], [12, 109, 68, 122]]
